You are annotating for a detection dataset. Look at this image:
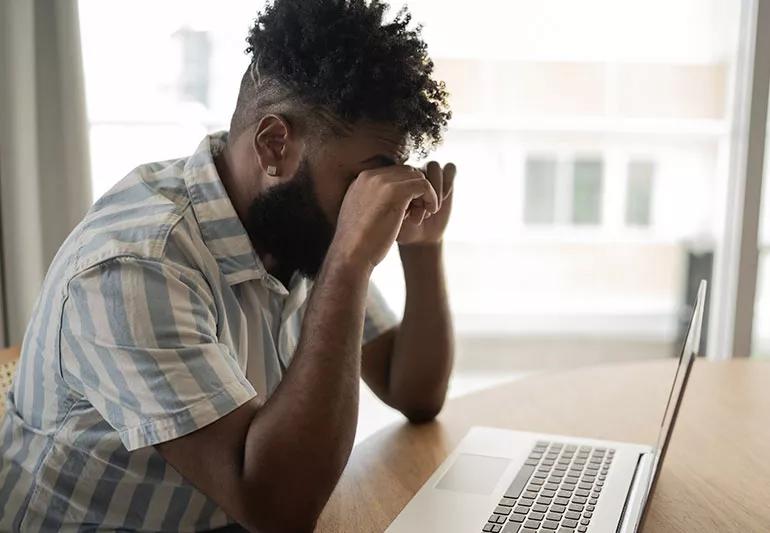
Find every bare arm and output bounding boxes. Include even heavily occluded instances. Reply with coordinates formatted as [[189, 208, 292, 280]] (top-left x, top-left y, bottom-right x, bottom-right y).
[[362, 162, 456, 423], [157, 255, 369, 532], [155, 166, 439, 532], [362, 243, 453, 422]]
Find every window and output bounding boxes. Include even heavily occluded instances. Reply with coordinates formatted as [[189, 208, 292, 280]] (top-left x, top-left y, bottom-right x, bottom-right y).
[[524, 158, 557, 225], [79, 0, 747, 378], [626, 160, 654, 227], [174, 27, 212, 107], [524, 155, 606, 228], [571, 159, 603, 225]]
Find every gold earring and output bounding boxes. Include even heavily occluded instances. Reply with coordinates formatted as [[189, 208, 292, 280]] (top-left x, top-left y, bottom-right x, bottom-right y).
[[266, 165, 278, 176]]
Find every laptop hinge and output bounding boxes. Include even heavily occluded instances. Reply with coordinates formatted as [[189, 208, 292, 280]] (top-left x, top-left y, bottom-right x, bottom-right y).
[[615, 452, 653, 533]]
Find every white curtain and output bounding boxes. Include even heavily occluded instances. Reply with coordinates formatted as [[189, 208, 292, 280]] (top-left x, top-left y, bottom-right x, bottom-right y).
[[0, 0, 92, 345]]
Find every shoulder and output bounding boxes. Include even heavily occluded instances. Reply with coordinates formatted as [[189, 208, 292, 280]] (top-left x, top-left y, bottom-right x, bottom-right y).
[[66, 157, 201, 275]]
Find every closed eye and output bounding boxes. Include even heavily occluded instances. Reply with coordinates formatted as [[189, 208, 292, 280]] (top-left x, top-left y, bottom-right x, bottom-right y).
[[359, 155, 398, 168]]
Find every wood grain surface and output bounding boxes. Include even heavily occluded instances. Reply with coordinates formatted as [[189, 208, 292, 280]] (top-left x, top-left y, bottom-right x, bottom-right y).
[[316, 359, 770, 533]]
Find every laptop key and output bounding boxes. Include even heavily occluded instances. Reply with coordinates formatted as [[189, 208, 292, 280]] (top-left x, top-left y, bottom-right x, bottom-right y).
[[546, 513, 562, 521], [494, 506, 512, 515], [532, 504, 548, 513], [551, 504, 566, 513], [501, 523, 521, 533], [500, 497, 517, 507], [541, 520, 559, 530], [529, 512, 545, 521], [562, 519, 578, 528], [558, 529, 575, 533], [505, 465, 536, 498], [524, 520, 540, 529], [514, 506, 529, 514], [509, 513, 527, 523], [483, 524, 495, 532]]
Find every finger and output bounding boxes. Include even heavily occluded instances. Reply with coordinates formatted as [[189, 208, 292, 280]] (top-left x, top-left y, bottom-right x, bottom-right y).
[[401, 176, 439, 214], [423, 161, 443, 211], [413, 207, 427, 225], [442, 162, 457, 200]]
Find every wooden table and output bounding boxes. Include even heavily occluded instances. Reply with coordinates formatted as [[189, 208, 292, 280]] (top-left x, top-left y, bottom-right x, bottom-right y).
[[317, 359, 770, 533]]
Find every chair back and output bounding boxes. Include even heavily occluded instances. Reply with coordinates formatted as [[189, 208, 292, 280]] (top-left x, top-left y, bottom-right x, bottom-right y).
[[0, 346, 21, 417]]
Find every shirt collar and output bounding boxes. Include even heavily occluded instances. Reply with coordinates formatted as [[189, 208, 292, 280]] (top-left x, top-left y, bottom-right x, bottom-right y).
[[183, 131, 292, 294]]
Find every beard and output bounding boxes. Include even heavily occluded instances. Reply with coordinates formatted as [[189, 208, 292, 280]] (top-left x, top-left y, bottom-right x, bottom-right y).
[[244, 158, 335, 280]]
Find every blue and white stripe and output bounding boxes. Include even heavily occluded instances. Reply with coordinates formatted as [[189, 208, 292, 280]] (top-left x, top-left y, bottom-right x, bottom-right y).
[[0, 131, 398, 531]]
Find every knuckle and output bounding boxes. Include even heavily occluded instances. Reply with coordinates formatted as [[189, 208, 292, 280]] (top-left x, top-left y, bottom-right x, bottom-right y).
[[359, 169, 375, 180]]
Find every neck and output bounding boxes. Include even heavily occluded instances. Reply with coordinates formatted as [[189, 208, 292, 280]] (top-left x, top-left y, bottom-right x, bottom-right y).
[[215, 135, 285, 281]]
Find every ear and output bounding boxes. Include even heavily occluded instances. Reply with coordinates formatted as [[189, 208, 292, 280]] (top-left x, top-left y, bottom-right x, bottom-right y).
[[252, 114, 292, 178]]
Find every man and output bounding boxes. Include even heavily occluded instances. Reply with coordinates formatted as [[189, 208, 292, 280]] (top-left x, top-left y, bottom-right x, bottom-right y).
[[0, 0, 454, 531]]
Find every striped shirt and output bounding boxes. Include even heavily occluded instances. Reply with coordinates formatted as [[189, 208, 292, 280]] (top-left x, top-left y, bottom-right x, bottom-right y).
[[0, 131, 398, 531]]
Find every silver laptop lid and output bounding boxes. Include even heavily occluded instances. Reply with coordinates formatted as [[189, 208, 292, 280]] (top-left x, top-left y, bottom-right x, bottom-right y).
[[638, 279, 707, 527]]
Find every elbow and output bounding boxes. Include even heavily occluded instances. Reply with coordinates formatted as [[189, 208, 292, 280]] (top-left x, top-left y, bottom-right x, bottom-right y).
[[242, 511, 317, 533], [401, 400, 445, 424], [237, 493, 318, 533]]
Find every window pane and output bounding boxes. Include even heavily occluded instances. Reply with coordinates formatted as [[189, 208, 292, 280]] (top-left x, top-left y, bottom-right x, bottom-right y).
[[78, 0, 747, 392], [572, 159, 603, 225], [524, 158, 557, 224], [626, 160, 654, 226]]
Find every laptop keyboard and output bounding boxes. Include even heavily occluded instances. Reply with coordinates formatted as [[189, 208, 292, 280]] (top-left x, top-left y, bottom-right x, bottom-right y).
[[482, 441, 615, 533]]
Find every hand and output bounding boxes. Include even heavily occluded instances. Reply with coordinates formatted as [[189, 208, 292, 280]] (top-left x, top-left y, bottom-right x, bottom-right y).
[[397, 161, 456, 246], [328, 165, 439, 272]]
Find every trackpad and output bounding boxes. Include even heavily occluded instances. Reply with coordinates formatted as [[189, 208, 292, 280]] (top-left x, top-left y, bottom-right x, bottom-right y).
[[435, 453, 511, 495]]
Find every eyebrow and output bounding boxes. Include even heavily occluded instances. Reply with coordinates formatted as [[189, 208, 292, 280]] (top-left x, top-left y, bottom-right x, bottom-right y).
[[359, 155, 400, 167]]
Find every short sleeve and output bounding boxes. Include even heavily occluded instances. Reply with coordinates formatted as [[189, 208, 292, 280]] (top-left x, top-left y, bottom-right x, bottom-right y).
[[362, 281, 400, 344], [59, 256, 257, 451]]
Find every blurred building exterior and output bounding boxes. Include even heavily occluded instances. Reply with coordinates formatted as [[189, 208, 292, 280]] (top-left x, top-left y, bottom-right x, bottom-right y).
[[79, 0, 768, 367]]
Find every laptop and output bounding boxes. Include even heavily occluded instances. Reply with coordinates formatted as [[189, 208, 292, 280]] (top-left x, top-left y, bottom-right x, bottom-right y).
[[386, 280, 707, 533]]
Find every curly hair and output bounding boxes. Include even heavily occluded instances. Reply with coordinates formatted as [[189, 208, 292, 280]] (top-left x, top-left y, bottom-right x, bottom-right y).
[[229, 0, 451, 156]]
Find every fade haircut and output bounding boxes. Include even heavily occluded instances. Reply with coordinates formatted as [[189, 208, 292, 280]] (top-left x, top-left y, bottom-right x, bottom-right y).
[[229, 0, 451, 156]]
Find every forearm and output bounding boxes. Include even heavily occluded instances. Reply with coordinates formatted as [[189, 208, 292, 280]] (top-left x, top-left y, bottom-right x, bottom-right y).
[[242, 253, 370, 528], [389, 242, 454, 421]]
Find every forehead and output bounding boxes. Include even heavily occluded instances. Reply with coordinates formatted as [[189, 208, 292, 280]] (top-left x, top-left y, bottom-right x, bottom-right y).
[[321, 121, 409, 165]]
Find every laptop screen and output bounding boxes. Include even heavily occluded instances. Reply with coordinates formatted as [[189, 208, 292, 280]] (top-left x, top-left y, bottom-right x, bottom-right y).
[[638, 280, 707, 524]]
